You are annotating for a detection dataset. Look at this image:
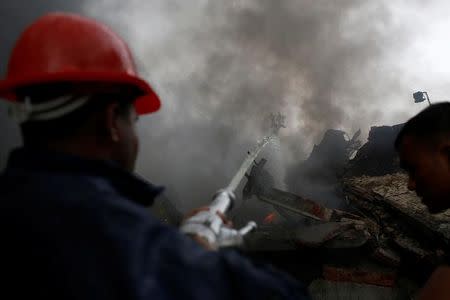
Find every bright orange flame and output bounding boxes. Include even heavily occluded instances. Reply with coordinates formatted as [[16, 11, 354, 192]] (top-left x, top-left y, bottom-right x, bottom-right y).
[[263, 212, 277, 224]]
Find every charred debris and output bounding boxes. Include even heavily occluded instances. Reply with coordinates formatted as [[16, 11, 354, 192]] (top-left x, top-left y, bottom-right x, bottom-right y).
[[236, 124, 450, 298]]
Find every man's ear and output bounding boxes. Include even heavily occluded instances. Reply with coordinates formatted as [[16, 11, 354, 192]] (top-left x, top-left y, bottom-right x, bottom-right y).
[[105, 102, 120, 142]]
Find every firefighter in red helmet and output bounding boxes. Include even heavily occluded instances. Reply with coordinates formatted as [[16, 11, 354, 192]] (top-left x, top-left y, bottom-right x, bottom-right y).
[[0, 12, 161, 172], [0, 13, 309, 299]]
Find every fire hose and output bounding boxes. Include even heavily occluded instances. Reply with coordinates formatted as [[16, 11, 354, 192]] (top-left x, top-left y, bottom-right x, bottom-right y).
[[181, 114, 285, 248]]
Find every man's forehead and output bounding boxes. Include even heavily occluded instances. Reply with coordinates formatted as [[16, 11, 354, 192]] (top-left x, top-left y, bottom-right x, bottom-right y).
[[402, 133, 437, 147], [398, 134, 438, 159]]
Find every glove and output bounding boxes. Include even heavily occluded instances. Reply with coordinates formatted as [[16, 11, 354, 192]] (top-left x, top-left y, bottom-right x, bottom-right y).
[[180, 190, 257, 249]]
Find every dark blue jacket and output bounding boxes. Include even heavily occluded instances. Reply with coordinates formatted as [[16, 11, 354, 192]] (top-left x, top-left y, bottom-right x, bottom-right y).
[[0, 148, 309, 299]]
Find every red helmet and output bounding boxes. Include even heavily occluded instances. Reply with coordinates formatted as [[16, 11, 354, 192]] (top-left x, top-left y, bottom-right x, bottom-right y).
[[0, 12, 161, 115]]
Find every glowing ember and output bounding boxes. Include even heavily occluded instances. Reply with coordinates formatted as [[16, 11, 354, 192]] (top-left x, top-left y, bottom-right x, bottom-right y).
[[263, 212, 277, 224]]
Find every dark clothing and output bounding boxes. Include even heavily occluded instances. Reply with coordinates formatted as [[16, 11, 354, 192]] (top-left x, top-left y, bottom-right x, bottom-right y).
[[1, 148, 309, 299]]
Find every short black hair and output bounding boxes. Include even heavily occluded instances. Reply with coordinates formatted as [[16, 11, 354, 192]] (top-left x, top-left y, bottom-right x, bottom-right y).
[[395, 102, 450, 150], [17, 83, 139, 146]]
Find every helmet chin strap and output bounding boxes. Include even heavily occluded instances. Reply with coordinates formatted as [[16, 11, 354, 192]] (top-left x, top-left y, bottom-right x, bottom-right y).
[[9, 95, 90, 123]]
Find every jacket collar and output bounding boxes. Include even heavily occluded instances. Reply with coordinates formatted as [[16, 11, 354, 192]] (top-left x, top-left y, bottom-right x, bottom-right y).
[[6, 147, 164, 207]]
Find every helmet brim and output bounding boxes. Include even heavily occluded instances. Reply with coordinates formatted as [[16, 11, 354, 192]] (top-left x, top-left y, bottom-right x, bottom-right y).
[[0, 71, 161, 115]]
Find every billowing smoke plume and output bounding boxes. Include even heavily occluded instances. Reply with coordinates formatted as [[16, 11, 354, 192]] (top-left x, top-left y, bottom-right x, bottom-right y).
[[0, 1, 436, 212], [82, 0, 414, 211]]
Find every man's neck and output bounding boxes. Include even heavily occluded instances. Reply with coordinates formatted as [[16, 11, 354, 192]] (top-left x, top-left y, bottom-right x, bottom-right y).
[[39, 138, 113, 163]]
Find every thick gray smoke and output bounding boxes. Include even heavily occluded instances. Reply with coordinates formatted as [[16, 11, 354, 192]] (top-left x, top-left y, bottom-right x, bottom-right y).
[[83, 0, 412, 211], [0, 1, 437, 212]]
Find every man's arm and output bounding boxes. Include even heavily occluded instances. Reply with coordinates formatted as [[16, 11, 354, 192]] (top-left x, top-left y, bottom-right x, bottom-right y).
[[102, 193, 311, 299]]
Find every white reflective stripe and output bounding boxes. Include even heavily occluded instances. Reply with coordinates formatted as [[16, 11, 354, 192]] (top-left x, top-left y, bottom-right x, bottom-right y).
[[30, 96, 90, 121], [8, 97, 32, 123], [30, 95, 74, 112], [8, 95, 91, 123]]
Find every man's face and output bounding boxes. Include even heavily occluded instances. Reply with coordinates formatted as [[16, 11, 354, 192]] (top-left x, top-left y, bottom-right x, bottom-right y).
[[398, 135, 450, 213]]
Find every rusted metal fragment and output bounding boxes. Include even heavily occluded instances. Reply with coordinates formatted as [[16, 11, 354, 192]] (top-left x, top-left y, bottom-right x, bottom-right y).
[[260, 188, 334, 221], [323, 265, 397, 287]]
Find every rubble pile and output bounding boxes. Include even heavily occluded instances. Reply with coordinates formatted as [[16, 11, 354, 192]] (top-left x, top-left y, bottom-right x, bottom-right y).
[[240, 157, 421, 297], [151, 122, 449, 298], [237, 123, 450, 298]]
